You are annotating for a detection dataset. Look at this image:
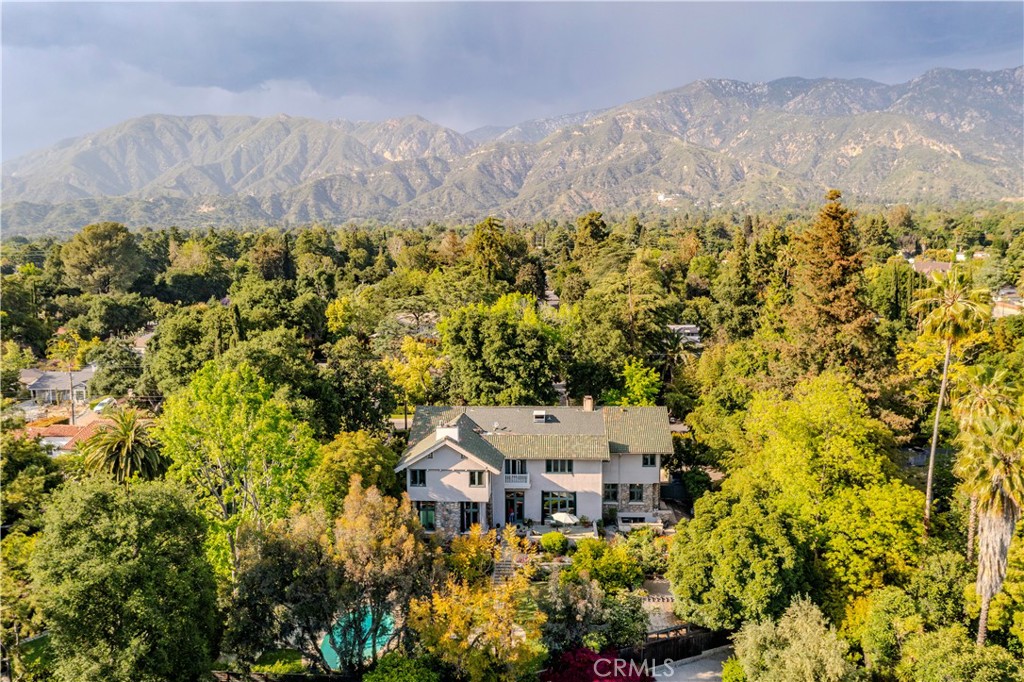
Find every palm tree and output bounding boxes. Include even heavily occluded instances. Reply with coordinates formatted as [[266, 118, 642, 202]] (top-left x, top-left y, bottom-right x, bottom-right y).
[[909, 269, 991, 534], [952, 366, 1017, 561], [82, 407, 165, 487], [956, 415, 1023, 646]]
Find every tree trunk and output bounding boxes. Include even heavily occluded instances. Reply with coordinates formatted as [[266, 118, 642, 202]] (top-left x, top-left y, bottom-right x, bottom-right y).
[[924, 340, 952, 536], [68, 365, 76, 426], [977, 594, 990, 646], [967, 494, 978, 563]]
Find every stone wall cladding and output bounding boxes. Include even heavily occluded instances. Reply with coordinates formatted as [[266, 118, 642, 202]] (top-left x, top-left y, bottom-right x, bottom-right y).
[[611, 482, 659, 514], [436, 501, 462, 536]]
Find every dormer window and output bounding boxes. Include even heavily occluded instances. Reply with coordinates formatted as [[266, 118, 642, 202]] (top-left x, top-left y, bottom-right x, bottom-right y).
[[533, 410, 547, 423]]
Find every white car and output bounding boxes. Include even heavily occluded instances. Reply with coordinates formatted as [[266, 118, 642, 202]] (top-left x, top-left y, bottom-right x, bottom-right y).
[[93, 397, 116, 413]]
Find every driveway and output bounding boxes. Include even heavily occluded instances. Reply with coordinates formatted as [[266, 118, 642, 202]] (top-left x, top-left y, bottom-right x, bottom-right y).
[[657, 646, 731, 681]]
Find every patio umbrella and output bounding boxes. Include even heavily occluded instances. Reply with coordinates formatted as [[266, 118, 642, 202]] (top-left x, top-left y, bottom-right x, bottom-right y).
[[551, 512, 579, 525]]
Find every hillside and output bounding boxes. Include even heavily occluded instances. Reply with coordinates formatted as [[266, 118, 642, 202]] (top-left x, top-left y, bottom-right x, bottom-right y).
[[3, 66, 1021, 234]]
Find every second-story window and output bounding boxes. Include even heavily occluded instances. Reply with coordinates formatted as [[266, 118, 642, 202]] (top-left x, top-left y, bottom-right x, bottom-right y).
[[469, 471, 484, 487], [409, 469, 426, 487], [642, 454, 658, 467], [545, 459, 574, 474]]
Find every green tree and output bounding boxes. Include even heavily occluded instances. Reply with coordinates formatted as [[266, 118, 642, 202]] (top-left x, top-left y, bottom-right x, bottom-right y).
[[897, 624, 1023, 682], [733, 597, 861, 682], [951, 365, 1018, 562], [155, 362, 319, 580], [82, 406, 165, 487], [538, 571, 605, 654], [439, 293, 559, 405], [1, 341, 34, 399], [601, 356, 661, 406], [910, 268, 992, 533], [712, 229, 758, 340], [857, 586, 920, 677], [0, 426, 61, 534], [956, 415, 1023, 645], [30, 478, 218, 682], [317, 336, 398, 435], [668, 493, 814, 630], [87, 337, 143, 398], [562, 538, 644, 591], [61, 222, 144, 293], [782, 190, 878, 381], [311, 431, 399, 515]]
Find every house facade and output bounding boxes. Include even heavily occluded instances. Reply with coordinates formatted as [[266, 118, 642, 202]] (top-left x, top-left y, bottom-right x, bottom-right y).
[[395, 400, 673, 534], [19, 367, 95, 405]]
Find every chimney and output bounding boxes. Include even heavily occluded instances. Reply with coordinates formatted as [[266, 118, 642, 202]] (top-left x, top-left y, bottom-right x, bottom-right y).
[[436, 421, 460, 442], [583, 395, 595, 412]]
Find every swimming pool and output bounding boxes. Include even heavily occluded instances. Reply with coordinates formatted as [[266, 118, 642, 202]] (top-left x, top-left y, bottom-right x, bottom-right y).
[[319, 610, 394, 670]]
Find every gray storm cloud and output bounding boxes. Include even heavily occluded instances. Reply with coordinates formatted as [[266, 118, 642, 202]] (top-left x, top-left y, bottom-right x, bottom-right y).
[[2, 2, 1021, 160]]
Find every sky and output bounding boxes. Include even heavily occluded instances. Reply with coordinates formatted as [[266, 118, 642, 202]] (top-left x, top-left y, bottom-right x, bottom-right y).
[[2, 1, 1022, 160]]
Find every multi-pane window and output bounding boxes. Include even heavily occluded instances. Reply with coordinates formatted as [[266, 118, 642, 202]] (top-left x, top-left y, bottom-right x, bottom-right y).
[[542, 491, 577, 519], [409, 469, 426, 487], [469, 470, 484, 487], [415, 501, 436, 531], [642, 454, 658, 467], [603, 483, 619, 502], [504, 459, 526, 475], [545, 459, 574, 474], [460, 502, 480, 532], [628, 484, 644, 502]]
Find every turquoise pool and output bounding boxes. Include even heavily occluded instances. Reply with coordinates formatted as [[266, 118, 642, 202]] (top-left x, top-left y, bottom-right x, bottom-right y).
[[319, 610, 394, 670]]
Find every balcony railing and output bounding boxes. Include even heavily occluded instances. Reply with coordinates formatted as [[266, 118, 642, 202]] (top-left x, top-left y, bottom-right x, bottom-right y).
[[504, 473, 530, 488]]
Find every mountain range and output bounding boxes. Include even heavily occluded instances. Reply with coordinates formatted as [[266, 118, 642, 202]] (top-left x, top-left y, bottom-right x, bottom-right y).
[[3, 66, 1021, 234]]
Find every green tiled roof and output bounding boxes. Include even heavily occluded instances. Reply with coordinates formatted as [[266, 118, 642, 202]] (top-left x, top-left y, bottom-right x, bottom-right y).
[[603, 406, 674, 454], [401, 405, 671, 468], [484, 434, 610, 460]]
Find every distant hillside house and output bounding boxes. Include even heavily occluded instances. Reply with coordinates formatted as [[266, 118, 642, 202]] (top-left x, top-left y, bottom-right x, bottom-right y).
[[19, 367, 95, 405], [910, 259, 952, 276], [395, 400, 673, 534], [993, 286, 1022, 319]]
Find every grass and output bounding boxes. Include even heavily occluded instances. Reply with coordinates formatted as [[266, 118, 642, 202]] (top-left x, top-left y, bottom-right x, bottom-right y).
[[15, 635, 54, 678], [253, 648, 306, 674]]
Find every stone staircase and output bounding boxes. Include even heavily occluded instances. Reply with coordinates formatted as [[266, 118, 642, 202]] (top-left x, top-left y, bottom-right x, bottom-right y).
[[492, 557, 515, 584]]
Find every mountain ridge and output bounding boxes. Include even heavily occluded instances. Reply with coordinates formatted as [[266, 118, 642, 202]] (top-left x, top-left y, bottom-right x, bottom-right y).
[[3, 66, 1021, 234]]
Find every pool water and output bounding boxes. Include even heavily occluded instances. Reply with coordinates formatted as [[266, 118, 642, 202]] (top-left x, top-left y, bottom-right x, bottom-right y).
[[319, 610, 394, 670]]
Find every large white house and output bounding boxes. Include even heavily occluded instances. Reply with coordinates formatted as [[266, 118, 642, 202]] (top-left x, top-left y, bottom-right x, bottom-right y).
[[395, 399, 673, 535]]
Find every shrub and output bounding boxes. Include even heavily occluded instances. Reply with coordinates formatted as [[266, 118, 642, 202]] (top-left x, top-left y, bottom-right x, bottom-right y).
[[566, 538, 643, 591], [364, 653, 441, 682], [623, 527, 669, 576], [721, 657, 747, 682], [541, 531, 569, 555]]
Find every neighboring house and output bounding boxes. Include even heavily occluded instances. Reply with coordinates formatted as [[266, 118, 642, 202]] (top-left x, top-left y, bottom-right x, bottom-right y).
[[19, 420, 108, 454], [19, 366, 95, 405], [395, 400, 673, 535], [667, 324, 701, 347], [910, 259, 952, 276], [993, 285, 1022, 319]]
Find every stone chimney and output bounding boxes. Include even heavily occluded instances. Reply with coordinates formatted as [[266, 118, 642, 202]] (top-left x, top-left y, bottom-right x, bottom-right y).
[[583, 395, 595, 412]]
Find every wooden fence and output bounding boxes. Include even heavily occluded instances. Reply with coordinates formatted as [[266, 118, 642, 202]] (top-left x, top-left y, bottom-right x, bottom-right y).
[[619, 628, 731, 666], [213, 672, 357, 682]]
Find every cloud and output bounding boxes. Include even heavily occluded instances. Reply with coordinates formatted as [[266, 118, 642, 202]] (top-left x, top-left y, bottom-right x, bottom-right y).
[[2, 2, 1021, 160]]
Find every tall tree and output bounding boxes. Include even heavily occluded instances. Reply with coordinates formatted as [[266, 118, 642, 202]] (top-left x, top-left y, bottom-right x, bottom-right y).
[[712, 228, 757, 340], [317, 336, 397, 435], [61, 222, 144, 294], [910, 268, 992, 533], [440, 293, 559, 405], [30, 478, 218, 682], [155, 362, 319, 580], [952, 366, 1018, 561], [311, 431, 399, 514], [956, 414, 1023, 646], [82, 406, 165, 487], [782, 190, 877, 380]]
